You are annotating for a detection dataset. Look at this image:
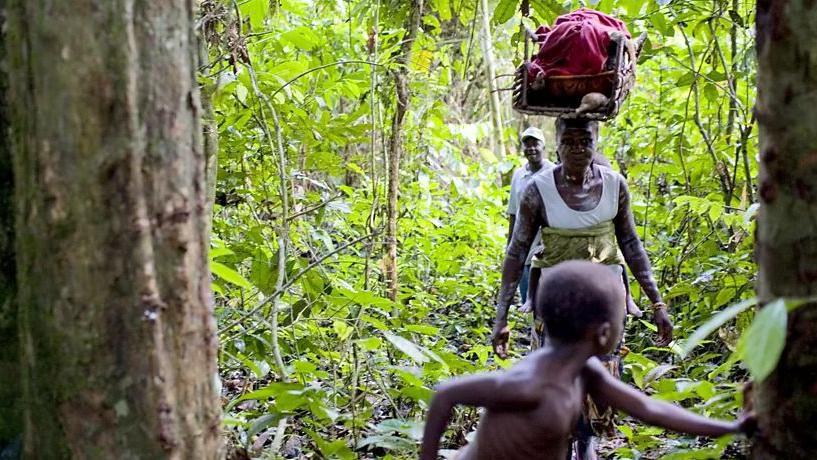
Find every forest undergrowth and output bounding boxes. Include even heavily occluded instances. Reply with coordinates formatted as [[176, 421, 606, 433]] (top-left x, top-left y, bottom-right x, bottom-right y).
[[203, 0, 760, 458]]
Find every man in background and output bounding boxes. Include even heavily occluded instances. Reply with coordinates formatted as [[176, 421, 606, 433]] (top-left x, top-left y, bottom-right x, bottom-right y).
[[507, 127, 553, 305]]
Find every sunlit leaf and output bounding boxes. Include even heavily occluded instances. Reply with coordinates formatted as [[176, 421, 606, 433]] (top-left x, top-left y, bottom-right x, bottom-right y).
[[492, 0, 520, 25], [740, 299, 787, 382], [384, 332, 429, 364], [681, 297, 756, 357], [240, 0, 268, 30], [211, 261, 254, 290]]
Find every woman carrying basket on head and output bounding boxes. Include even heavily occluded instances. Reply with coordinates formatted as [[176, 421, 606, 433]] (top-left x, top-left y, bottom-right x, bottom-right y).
[[491, 117, 673, 460]]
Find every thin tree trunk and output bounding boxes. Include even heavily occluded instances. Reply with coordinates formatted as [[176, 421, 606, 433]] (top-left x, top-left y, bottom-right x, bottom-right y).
[[480, 0, 506, 160], [199, 36, 219, 242], [385, 0, 423, 301], [7, 1, 221, 457], [753, 1, 817, 458], [0, 0, 21, 449]]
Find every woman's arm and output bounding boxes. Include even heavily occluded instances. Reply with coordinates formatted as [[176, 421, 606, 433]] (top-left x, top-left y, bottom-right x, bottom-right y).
[[612, 176, 673, 345], [493, 184, 546, 357], [612, 177, 662, 304]]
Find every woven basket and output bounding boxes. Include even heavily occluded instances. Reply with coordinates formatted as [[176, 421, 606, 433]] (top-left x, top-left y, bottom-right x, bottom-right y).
[[512, 31, 643, 120]]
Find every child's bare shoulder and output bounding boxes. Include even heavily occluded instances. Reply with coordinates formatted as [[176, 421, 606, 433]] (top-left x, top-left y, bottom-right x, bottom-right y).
[[499, 352, 574, 401]]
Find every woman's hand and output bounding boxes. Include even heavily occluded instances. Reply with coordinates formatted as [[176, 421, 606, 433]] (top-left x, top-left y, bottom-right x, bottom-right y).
[[491, 320, 510, 359], [653, 303, 673, 346]]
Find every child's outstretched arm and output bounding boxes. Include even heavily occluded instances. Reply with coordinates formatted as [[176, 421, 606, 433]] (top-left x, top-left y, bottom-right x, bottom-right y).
[[583, 358, 750, 437], [421, 371, 539, 460]]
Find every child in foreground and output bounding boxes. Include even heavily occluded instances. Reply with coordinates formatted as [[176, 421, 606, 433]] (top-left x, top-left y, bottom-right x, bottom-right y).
[[421, 261, 753, 460]]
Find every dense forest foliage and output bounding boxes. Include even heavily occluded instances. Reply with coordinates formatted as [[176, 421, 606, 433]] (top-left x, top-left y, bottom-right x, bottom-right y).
[[201, 0, 761, 457]]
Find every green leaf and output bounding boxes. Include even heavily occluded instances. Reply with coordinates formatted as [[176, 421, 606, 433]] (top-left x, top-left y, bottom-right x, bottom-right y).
[[492, 0, 520, 25], [384, 332, 429, 364], [240, 0, 268, 30], [333, 320, 354, 341], [227, 382, 304, 410], [675, 71, 695, 87], [703, 83, 719, 104], [235, 83, 249, 105], [740, 299, 787, 382], [374, 418, 424, 440], [209, 246, 234, 259], [625, 0, 643, 16], [211, 261, 254, 290], [306, 429, 356, 459], [728, 9, 745, 28], [436, 0, 452, 21], [681, 297, 756, 357], [707, 70, 727, 82], [405, 324, 440, 335], [281, 27, 320, 50], [355, 337, 382, 351], [246, 414, 282, 443], [650, 12, 674, 37]]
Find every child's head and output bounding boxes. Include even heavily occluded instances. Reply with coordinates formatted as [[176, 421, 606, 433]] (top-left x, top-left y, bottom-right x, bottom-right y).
[[536, 261, 625, 353]]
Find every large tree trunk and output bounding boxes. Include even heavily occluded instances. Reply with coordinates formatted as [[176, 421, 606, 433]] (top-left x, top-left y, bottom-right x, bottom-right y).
[[753, 1, 817, 458], [6, 1, 221, 457], [0, 0, 21, 450], [385, 0, 423, 301]]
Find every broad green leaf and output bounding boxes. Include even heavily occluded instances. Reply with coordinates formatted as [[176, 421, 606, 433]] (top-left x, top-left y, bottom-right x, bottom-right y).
[[227, 382, 304, 410], [650, 12, 673, 37], [240, 0, 267, 30], [713, 287, 736, 308], [211, 261, 254, 290], [306, 429, 356, 459], [281, 27, 320, 50], [333, 320, 354, 341], [384, 332, 429, 364], [209, 246, 234, 259], [246, 414, 281, 442], [355, 337, 382, 351], [357, 434, 416, 452], [337, 287, 395, 308], [235, 83, 248, 105], [681, 297, 756, 357], [703, 83, 719, 104], [374, 418, 425, 440], [405, 324, 440, 335], [740, 299, 787, 382], [492, 0, 520, 25], [411, 49, 434, 72], [675, 71, 695, 87], [625, 0, 643, 16], [435, 0, 452, 21]]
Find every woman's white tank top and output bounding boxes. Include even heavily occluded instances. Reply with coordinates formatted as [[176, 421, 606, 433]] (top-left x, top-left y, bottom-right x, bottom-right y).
[[532, 166, 621, 229]]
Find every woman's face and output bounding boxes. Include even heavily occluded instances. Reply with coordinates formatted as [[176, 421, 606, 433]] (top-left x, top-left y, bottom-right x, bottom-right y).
[[557, 127, 595, 171]]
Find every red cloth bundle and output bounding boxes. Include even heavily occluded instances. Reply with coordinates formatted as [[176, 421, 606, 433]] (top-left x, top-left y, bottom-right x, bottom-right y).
[[527, 8, 630, 81]]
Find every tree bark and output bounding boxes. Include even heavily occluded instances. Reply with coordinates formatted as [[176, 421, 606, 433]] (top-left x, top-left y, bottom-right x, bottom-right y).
[[385, 0, 423, 301], [753, 1, 817, 458], [479, 0, 506, 160], [199, 34, 219, 241], [7, 1, 221, 457], [0, 0, 21, 449]]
